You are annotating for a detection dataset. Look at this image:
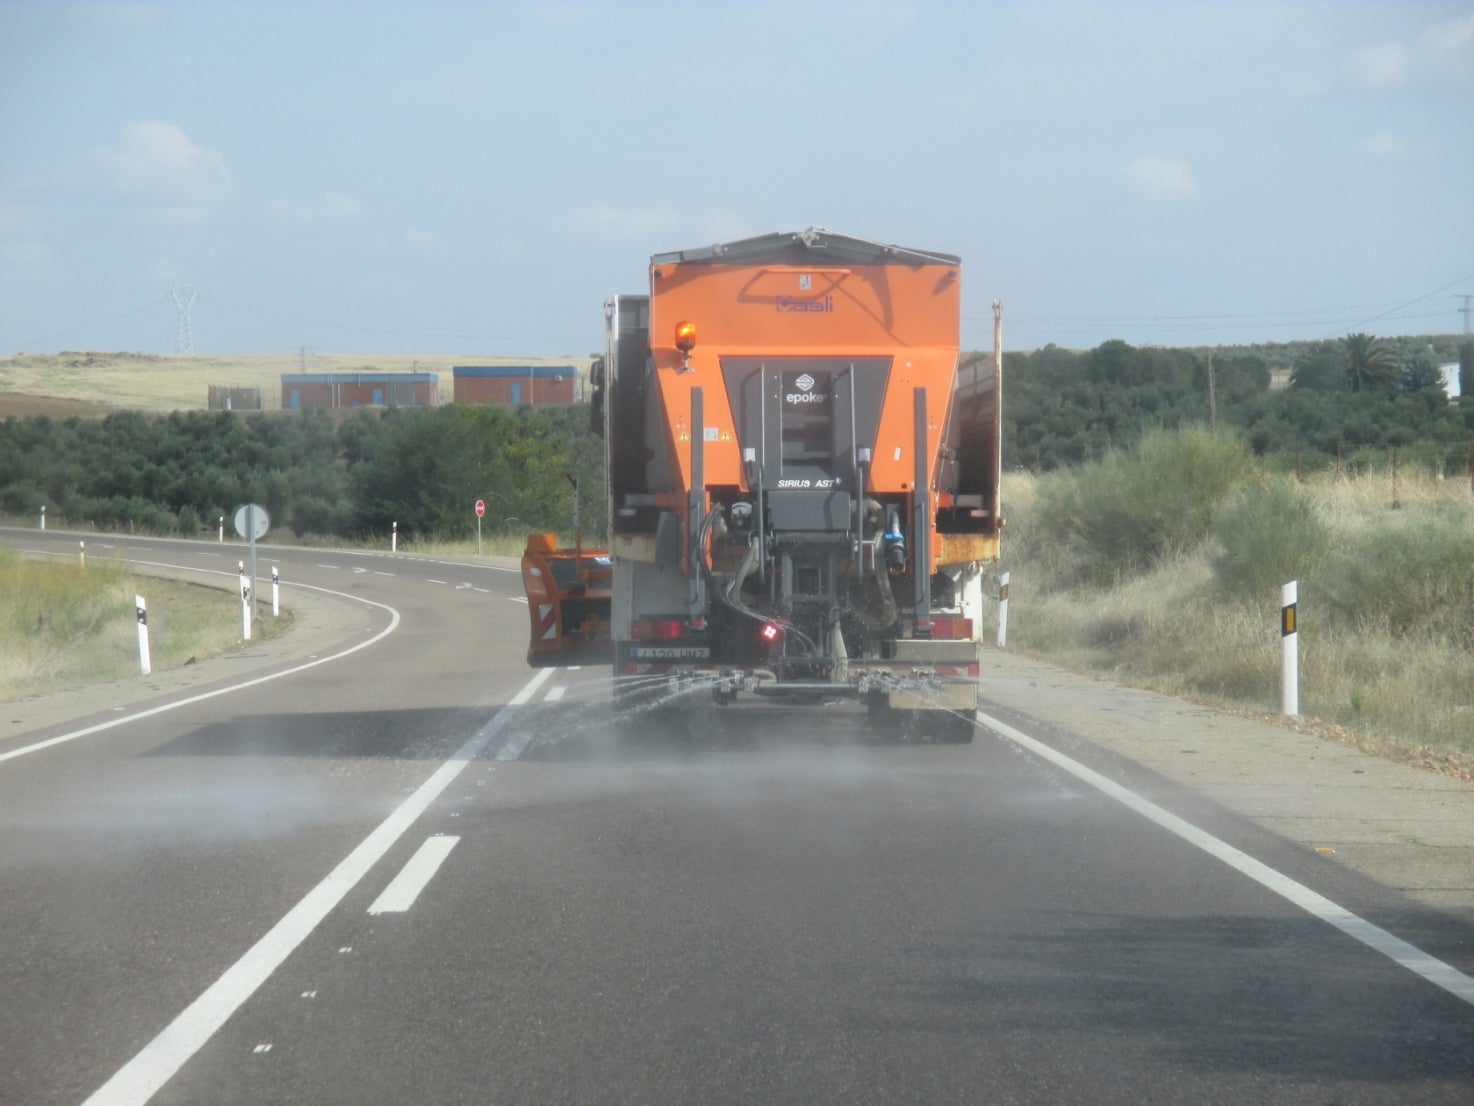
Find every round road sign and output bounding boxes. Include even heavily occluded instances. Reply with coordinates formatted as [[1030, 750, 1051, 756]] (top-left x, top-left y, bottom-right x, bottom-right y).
[[475, 499, 486, 518], [233, 503, 270, 540]]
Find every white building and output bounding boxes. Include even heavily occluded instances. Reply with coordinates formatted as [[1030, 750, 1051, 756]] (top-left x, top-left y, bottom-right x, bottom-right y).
[[1440, 362, 1461, 400]]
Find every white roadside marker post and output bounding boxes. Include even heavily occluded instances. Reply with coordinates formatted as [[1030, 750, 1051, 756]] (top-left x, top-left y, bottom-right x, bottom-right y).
[[79, 540, 85, 567], [218, 515, 224, 542], [392, 520, 398, 553], [272, 566, 280, 617], [997, 572, 1010, 649], [136, 595, 151, 675], [240, 560, 252, 641], [39, 504, 45, 530], [1282, 580, 1298, 717]]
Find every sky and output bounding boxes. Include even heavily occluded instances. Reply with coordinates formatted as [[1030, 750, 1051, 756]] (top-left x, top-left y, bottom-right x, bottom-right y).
[[1, 0, 1472, 358]]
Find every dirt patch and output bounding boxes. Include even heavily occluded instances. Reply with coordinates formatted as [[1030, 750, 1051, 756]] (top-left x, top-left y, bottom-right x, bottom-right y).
[[0, 392, 119, 419]]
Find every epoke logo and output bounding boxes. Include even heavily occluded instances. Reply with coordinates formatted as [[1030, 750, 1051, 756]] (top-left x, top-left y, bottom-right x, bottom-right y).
[[786, 373, 826, 405]]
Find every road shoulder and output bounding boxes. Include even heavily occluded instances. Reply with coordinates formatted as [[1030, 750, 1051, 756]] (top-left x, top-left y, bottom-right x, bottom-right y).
[[977, 649, 1474, 927]]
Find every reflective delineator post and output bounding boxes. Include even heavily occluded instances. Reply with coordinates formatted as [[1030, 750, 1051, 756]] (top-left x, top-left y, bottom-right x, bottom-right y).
[[39, 504, 45, 530], [79, 540, 85, 566], [240, 560, 252, 641], [272, 566, 280, 617], [136, 595, 151, 675], [392, 520, 398, 553], [1281, 580, 1298, 717], [218, 515, 224, 542], [997, 572, 1010, 649]]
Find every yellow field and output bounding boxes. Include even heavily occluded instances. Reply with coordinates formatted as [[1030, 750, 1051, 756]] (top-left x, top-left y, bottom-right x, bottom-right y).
[[0, 351, 591, 415]]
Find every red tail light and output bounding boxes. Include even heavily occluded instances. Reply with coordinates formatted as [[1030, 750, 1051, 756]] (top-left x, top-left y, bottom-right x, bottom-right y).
[[631, 618, 684, 641], [923, 617, 973, 640]]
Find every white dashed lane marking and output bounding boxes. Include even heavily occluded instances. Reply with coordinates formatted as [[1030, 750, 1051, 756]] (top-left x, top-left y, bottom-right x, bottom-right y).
[[367, 836, 461, 915]]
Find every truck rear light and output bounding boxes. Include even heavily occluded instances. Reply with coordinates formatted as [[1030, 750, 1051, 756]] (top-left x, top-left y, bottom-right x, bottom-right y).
[[923, 617, 973, 640], [760, 622, 781, 642], [631, 618, 684, 641]]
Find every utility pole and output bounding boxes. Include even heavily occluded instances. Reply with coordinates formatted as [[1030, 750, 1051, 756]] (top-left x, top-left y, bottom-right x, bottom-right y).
[[1207, 351, 1216, 429], [1459, 294, 1473, 336]]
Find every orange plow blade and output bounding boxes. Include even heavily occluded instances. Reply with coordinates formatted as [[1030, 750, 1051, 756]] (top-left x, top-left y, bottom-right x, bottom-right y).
[[520, 533, 613, 667]]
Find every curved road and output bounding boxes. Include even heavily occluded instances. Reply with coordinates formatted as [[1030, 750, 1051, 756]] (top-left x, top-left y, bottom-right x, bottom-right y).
[[2, 528, 1472, 1105]]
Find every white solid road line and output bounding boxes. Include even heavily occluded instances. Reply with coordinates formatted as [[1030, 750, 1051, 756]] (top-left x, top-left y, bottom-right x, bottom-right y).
[[544, 685, 566, 702], [977, 708, 1474, 1009], [81, 665, 555, 1106], [366, 835, 461, 915]]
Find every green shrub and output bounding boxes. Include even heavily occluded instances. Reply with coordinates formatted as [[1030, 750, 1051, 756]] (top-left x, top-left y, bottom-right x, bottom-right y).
[[1324, 505, 1474, 641], [1032, 426, 1257, 585], [1211, 476, 1330, 597]]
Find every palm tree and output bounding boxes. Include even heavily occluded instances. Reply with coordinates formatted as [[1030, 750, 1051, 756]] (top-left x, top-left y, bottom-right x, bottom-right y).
[[1343, 332, 1397, 393]]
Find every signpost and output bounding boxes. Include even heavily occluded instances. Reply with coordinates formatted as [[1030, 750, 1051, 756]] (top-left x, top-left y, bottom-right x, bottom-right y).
[[233, 503, 270, 620], [475, 498, 486, 555]]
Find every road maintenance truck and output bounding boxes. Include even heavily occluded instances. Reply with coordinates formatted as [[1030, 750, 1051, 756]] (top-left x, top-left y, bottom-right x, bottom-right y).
[[521, 227, 1001, 740]]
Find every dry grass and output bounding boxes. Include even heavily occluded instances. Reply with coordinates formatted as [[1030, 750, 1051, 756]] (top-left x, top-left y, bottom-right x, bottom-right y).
[[1002, 467, 1474, 771], [0, 548, 289, 700], [0, 351, 591, 415]]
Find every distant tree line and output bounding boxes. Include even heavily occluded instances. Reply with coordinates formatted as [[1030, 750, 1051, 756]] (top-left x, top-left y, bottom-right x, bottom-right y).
[[999, 335, 1474, 472], [3, 334, 1472, 542], [0, 405, 604, 542]]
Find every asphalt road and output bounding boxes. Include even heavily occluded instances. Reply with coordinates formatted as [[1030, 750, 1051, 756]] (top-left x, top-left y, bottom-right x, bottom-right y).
[[2, 528, 1472, 1105]]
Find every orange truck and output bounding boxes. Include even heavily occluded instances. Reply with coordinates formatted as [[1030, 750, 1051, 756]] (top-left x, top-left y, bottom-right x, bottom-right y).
[[522, 228, 1001, 740]]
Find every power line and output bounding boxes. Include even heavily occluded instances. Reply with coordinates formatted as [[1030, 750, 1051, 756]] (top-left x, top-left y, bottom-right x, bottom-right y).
[[1328, 273, 1474, 339], [9, 297, 172, 351]]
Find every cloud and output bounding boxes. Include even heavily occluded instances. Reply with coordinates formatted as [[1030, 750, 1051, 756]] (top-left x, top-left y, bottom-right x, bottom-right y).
[[689, 210, 754, 245], [1418, 11, 1474, 84], [265, 193, 366, 223], [1355, 133, 1403, 159], [1346, 11, 1474, 91], [1346, 41, 1408, 90], [0, 196, 63, 287], [1121, 157, 1199, 200], [405, 229, 448, 258], [551, 205, 683, 238], [95, 121, 231, 222], [551, 206, 753, 245]]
